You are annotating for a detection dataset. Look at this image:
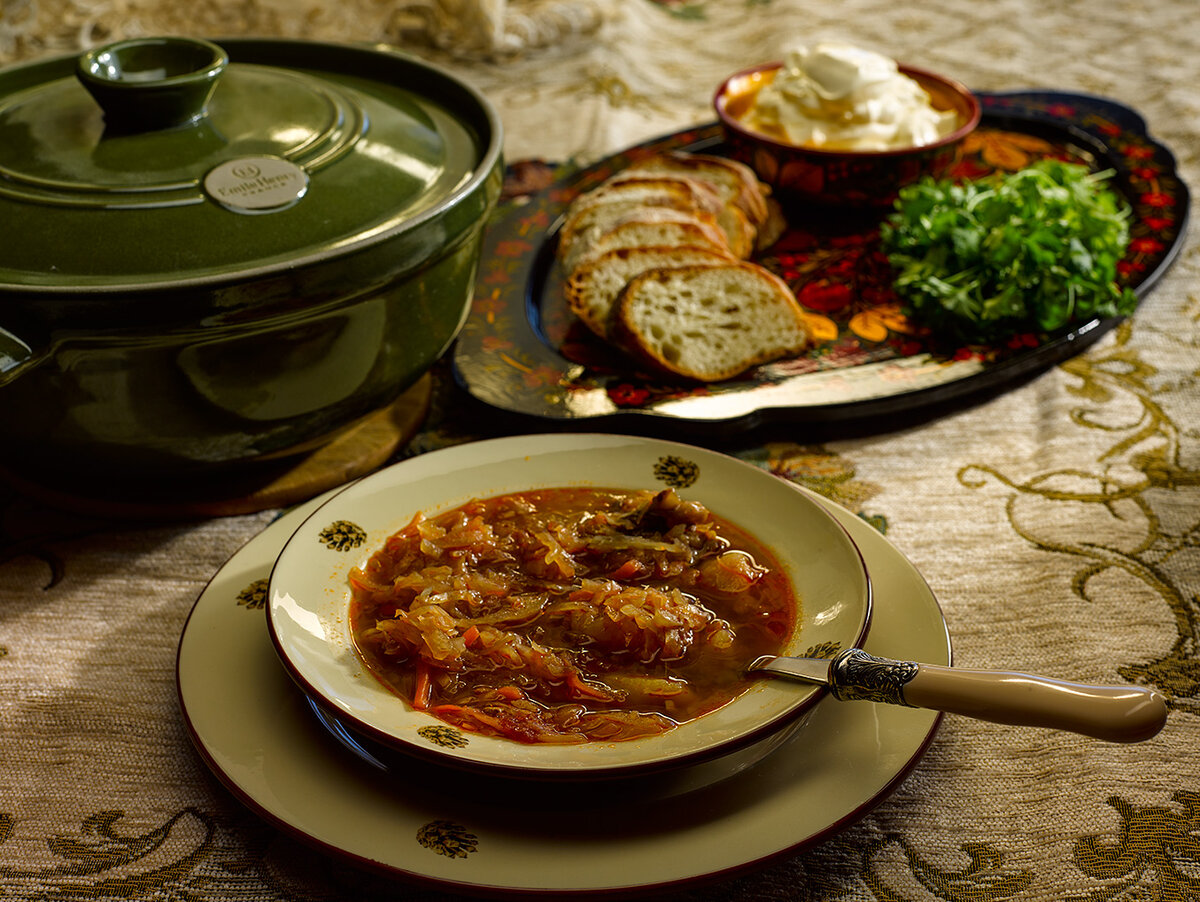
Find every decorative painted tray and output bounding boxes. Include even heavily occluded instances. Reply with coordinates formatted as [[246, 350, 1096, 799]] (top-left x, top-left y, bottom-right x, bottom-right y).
[[453, 91, 1188, 434]]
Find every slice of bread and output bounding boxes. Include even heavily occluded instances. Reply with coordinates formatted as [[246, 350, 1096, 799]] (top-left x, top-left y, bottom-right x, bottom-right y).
[[610, 262, 810, 381], [626, 151, 771, 227], [604, 172, 757, 258], [598, 172, 757, 256], [565, 245, 736, 337], [709, 199, 757, 259], [564, 211, 733, 271], [557, 178, 722, 263], [568, 211, 729, 267], [558, 172, 756, 262], [599, 172, 726, 212]]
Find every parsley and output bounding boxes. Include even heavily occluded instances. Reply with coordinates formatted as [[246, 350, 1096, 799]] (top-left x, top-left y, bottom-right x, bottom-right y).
[[879, 159, 1137, 345]]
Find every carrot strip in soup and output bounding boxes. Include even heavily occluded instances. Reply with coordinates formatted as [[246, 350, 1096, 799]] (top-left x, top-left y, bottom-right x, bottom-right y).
[[348, 487, 797, 744]]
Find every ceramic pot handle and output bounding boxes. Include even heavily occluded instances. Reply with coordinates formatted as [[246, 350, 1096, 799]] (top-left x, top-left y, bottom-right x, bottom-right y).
[[76, 37, 228, 133], [0, 326, 33, 381], [830, 649, 1168, 743]]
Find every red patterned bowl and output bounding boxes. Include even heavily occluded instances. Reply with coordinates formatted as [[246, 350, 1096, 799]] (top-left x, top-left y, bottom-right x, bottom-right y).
[[714, 61, 980, 207]]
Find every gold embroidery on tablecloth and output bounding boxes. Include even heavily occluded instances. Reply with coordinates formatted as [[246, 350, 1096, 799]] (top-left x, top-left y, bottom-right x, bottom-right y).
[[652, 2, 707, 21], [959, 322, 1200, 713], [0, 808, 218, 897], [838, 832, 1035, 900], [523, 68, 670, 117], [1071, 791, 1200, 900], [649, 0, 778, 20], [0, 795, 1192, 897]]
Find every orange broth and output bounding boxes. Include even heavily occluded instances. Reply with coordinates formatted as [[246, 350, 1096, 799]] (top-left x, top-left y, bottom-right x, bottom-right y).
[[349, 487, 796, 744]]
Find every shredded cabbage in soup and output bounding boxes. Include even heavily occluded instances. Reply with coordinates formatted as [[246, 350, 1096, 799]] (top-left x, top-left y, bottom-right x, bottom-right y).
[[349, 487, 795, 744]]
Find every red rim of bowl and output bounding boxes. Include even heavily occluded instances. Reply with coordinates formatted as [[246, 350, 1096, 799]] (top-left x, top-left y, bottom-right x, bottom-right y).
[[713, 60, 982, 159]]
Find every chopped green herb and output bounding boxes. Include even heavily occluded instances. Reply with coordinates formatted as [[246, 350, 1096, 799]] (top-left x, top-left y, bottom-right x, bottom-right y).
[[879, 159, 1137, 345]]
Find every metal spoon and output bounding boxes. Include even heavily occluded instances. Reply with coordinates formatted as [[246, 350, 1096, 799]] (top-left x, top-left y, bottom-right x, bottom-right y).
[[748, 648, 1168, 743]]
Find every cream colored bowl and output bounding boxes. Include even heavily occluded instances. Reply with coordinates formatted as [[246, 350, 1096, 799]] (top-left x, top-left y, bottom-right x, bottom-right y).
[[266, 433, 872, 780]]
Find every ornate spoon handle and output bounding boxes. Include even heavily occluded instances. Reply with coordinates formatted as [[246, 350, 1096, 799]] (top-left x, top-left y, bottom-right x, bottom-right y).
[[757, 648, 1169, 743]]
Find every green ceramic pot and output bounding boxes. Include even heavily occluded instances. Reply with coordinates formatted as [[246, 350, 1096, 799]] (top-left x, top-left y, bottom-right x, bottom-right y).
[[0, 37, 503, 494]]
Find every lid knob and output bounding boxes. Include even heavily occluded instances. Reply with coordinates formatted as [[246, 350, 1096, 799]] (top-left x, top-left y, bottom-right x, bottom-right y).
[[76, 36, 228, 133]]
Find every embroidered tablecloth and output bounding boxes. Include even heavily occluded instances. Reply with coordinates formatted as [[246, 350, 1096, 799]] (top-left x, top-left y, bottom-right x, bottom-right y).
[[1, 1, 1198, 899]]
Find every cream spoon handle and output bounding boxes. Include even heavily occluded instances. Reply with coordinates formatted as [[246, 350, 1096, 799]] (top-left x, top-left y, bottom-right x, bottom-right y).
[[899, 660, 1168, 743], [757, 648, 1169, 743]]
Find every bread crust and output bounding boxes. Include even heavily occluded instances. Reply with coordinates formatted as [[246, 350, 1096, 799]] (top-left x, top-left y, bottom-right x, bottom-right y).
[[553, 150, 802, 381], [565, 245, 736, 337], [626, 151, 771, 227], [560, 207, 732, 272], [609, 262, 810, 381], [558, 174, 753, 262]]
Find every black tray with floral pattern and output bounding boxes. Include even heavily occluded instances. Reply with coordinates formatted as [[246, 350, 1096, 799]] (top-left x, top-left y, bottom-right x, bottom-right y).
[[453, 90, 1188, 434]]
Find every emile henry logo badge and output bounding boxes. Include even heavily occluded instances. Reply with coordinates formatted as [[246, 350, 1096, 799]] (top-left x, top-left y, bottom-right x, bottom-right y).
[[204, 156, 309, 213]]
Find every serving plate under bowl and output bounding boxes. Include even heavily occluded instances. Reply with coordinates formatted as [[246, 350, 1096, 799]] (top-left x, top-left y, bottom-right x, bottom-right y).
[[178, 480, 945, 897], [266, 433, 872, 781], [454, 90, 1187, 434]]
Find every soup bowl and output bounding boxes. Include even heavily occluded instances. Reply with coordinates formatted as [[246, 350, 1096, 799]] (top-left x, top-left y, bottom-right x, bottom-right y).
[[714, 60, 980, 207], [267, 433, 872, 781]]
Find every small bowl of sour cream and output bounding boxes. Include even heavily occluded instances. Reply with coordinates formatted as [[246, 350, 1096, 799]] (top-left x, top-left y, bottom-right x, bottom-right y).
[[715, 42, 980, 207]]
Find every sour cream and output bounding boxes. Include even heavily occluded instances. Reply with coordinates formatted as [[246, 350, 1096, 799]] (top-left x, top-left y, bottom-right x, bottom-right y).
[[740, 42, 959, 151]]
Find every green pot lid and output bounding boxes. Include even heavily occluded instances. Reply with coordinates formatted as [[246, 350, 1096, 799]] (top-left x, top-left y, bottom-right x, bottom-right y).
[[0, 37, 502, 291]]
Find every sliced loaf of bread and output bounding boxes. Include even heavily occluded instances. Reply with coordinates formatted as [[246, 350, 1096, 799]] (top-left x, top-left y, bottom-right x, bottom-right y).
[[558, 172, 756, 263], [626, 151, 770, 227], [565, 245, 736, 337], [599, 172, 755, 255], [557, 178, 723, 264], [559, 207, 732, 272], [610, 262, 810, 381]]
